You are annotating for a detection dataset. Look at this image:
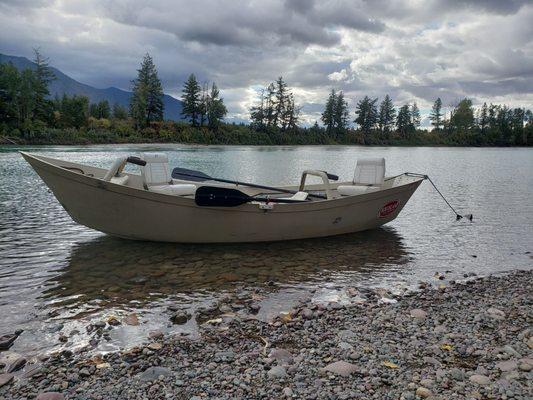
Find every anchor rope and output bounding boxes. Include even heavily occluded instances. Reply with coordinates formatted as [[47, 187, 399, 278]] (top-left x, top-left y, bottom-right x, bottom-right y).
[[386, 172, 472, 221]]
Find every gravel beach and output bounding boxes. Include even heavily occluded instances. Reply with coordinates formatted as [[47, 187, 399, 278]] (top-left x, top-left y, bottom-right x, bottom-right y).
[[1, 269, 532, 400]]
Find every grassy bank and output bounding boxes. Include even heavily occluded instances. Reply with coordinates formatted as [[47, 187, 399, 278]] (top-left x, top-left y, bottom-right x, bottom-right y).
[[2, 119, 532, 147]]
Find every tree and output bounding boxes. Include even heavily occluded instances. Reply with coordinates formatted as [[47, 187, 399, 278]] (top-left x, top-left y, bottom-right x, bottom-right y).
[[206, 83, 227, 130], [396, 104, 411, 137], [199, 82, 209, 126], [250, 78, 298, 131], [333, 91, 349, 132], [89, 100, 110, 119], [378, 94, 396, 135], [450, 98, 474, 132], [250, 89, 266, 130], [58, 94, 89, 129], [354, 96, 378, 134], [411, 102, 421, 128], [478, 102, 488, 132], [0, 63, 23, 126], [130, 53, 164, 128], [112, 103, 128, 120], [430, 98, 443, 130], [181, 73, 201, 126], [273, 76, 287, 128], [32, 48, 55, 122], [321, 89, 336, 133]]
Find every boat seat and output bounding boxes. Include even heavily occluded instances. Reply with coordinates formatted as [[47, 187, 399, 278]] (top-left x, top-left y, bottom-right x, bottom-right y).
[[337, 185, 380, 196], [141, 152, 197, 196], [338, 158, 385, 197], [110, 175, 129, 185], [280, 191, 309, 201]]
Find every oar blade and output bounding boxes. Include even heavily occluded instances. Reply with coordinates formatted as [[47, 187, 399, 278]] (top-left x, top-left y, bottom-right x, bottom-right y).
[[195, 186, 250, 207], [172, 167, 211, 182]]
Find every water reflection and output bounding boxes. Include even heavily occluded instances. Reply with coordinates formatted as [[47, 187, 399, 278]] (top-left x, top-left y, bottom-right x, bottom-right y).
[[42, 227, 411, 314]]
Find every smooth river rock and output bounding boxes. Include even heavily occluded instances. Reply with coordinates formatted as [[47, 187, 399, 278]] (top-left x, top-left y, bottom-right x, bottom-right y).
[[0, 373, 14, 388], [36, 393, 65, 400], [138, 366, 171, 382], [469, 374, 491, 386], [321, 360, 358, 377]]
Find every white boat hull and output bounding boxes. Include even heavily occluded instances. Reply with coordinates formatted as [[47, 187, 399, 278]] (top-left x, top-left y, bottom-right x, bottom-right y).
[[22, 152, 423, 243]]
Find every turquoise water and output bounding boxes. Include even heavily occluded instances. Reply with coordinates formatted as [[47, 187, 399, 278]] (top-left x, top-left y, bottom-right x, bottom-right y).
[[0, 144, 532, 356]]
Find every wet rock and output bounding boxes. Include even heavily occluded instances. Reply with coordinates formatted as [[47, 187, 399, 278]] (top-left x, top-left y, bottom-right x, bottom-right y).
[[0, 333, 19, 350], [469, 374, 491, 386], [170, 311, 191, 324], [0, 373, 14, 388], [147, 342, 162, 351], [321, 361, 358, 377], [148, 330, 164, 340], [267, 366, 287, 379], [36, 392, 65, 400], [79, 368, 91, 378], [93, 321, 106, 329], [7, 356, 26, 373], [416, 387, 432, 398], [138, 366, 171, 382]]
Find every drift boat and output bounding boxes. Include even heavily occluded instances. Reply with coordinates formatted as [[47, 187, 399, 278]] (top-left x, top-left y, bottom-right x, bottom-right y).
[[21, 152, 424, 243]]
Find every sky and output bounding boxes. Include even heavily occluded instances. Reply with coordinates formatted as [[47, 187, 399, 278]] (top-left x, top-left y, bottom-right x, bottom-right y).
[[0, 0, 532, 127]]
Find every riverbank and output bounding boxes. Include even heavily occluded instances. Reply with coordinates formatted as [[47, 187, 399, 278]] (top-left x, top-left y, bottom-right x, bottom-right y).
[[1, 269, 531, 399]]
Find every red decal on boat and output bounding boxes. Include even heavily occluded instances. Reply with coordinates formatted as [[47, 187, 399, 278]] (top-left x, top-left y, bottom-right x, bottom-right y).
[[378, 200, 400, 218]]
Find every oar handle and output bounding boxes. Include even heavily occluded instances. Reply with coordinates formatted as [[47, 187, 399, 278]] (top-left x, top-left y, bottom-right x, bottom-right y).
[[127, 156, 147, 166]]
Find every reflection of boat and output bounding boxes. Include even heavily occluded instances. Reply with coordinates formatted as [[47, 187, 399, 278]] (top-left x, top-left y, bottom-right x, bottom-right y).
[[42, 228, 410, 308], [21, 152, 423, 243]]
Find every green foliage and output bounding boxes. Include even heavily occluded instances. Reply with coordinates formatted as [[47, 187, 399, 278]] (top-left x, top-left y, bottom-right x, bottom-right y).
[[430, 98, 443, 130], [378, 95, 396, 136], [89, 100, 110, 119], [206, 83, 227, 130], [112, 103, 128, 120], [181, 74, 201, 126], [130, 53, 164, 128], [354, 96, 378, 134], [449, 98, 474, 132], [396, 104, 412, 138]]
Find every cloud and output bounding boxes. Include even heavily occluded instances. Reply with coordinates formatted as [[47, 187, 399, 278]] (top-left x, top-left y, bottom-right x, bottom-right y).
[[0, 0, 531, 125]]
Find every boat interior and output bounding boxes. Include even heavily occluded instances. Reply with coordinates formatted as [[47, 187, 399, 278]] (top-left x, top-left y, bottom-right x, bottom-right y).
[[41, 152, 415, 202]]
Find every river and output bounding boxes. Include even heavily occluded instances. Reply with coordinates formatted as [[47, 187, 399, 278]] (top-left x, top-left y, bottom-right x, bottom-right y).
[[0, 144, 532, 356]]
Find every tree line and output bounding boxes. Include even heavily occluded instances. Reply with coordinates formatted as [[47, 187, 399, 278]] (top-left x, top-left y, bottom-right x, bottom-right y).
[[1, 50, 531, 146], [0, 51, 227, 139]]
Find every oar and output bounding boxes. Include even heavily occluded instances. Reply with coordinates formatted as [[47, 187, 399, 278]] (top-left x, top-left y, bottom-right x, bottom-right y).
[[195, 186, 308, 207], [172, 167, 335, 200]]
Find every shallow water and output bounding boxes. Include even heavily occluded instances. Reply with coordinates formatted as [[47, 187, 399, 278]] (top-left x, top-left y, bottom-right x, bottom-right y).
[[0, 144, 532, 356]]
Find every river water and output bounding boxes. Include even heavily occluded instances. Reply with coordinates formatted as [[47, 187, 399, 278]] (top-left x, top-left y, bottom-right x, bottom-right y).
[[0, 144, 532, 356]]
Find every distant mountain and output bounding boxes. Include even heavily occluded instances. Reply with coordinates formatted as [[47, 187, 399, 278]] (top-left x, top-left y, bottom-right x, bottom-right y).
[[0, 53, 184, 120]]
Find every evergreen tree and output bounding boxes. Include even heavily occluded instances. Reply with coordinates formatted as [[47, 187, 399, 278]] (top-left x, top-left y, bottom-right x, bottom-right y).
[[112, 103, 128, 120], [199, 82, 209, 126], [206, 82, 227, 130], [430, 98, 443, 130], [0, 63, 23, 126], [411, 102, 421, 128], [181, 73, 201, 126], [321, 89, 336, 133], [130, 53, 164, 128], [333, 91, 349, 132], [354, 96, 378, 134], [478, 102, 488, 132], [378, 95, 396, 135], [396, 104, 411, 137], [450, 98, 474, 132], [32, 48, 55, 122], [250, 89, 266, 130], [273, 76, 287, 128]]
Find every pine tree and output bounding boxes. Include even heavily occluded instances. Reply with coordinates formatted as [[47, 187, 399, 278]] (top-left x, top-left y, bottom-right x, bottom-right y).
[[32, 48, 55, 122], [112, 103, 128, 120], [250, 89, 266, 130], [378, 95, 396, 135], [321, 89, 336, 133], [430, 98, 443, 130], [479, 102, 488, 132], [181, 73, 201, 126], [199, 82, 209, 126], [334, 91, 349, 132], [354, 96, 378, 134], [273, 76, 287, 128], [206, 83, 227, 130], [411, 102, 421, 128], [450, 98, 474, 132], [396, 104, 411, 138], [130, 53, 164, 128]]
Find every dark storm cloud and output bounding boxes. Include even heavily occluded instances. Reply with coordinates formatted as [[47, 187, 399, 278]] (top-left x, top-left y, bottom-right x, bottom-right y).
[[0, 0, 531, 122]]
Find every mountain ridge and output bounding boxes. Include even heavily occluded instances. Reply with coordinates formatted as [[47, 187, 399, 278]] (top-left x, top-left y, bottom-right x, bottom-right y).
[[0, 53, 183, 120]]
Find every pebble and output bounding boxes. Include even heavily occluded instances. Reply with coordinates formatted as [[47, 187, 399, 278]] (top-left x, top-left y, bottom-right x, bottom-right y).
[[469, 374, 491, 386], [36, 393, 65, 400], [321, 361, 358, 377], [0, 373, 14, 388], [496, 360, 517, 372], [7, 356, 26, 373], [267, 366, 287, 379], [410, 309, 427, 319], [138, 366, 172, 382], [269, 348, 294, 365], [415, 387, 432, 398]]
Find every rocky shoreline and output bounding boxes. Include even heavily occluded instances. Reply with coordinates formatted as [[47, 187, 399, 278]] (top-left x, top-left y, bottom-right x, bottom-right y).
[[1, 269, 532, 400]]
